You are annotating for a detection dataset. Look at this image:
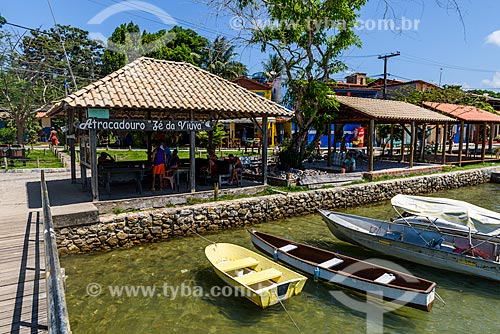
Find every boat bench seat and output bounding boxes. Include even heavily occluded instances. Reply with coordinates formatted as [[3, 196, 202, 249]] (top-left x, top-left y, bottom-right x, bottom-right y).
[[374, 273, 396, 284], [218, 257, 259, 272], [279, 244, 298, 252], [318, 258, 344, 269], [235, 268, 282, 285]]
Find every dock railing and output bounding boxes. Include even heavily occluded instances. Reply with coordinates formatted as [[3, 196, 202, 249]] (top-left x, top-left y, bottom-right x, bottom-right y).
[[40, 170, 72, 334]]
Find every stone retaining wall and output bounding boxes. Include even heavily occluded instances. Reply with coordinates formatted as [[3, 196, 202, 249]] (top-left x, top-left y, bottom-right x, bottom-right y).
[[56, 168, 494, 254]]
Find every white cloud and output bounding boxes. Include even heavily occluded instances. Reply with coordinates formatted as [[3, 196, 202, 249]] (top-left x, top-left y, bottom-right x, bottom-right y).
[[486, 30, 500, 46], [481, 72, 500, 88]]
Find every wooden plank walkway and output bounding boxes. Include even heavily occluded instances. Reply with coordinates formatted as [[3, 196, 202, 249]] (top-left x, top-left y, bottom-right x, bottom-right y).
[[0, 173, 48, 334]]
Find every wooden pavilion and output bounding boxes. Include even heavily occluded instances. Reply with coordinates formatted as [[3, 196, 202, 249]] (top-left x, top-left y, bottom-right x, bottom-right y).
[[424, 102, 500, 166], [328, 96, 456, 171], [47, 57, 293, 201]]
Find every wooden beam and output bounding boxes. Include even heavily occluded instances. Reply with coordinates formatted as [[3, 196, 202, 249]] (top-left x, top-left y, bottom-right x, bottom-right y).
[[409, 122, 415, 168], [368, 119, 375, 172], [441, 123, 447, 164], [458, 121, 465, 167], [262, 116, 268, 185], [190, 111, 196, 193], [327, 123, 332, 167], [89, 128, 99, 201], [434, 123, 440, 159], [481, 122, 487, 161], [389, 125, 394, 156], [68, 108, 76, 183], [400, 124, 406, 163]]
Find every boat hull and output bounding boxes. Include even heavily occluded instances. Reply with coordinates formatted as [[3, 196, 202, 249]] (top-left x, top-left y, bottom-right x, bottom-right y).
[[249, 230, 435, 312], [320, 210, 500, 282], [205, 243, 307, 308]]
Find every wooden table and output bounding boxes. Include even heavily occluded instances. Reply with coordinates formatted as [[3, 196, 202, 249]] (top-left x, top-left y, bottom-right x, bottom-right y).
[[98, 162, 149, 196]]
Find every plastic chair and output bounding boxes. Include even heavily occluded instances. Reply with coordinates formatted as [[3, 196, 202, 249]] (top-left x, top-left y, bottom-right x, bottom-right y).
[[164, 169, 176, 190]]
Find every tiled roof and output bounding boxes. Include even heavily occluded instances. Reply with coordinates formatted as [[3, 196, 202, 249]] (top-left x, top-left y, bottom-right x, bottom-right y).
[[47, 57, 293, 119], [423, 102, 500, 123], [335, 96, 455, 122]]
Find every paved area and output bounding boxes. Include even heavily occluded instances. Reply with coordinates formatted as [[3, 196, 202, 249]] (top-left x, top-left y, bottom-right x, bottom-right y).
[[0, 171, 87, 333]]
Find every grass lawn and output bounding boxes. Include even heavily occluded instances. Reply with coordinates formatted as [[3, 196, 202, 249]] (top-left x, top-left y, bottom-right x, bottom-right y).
[[96, 148, 272, 161], [1, 149, 64, 169]]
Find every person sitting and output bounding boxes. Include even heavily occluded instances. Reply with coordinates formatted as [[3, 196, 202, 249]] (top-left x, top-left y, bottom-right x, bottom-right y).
[[98, 152, 115, 164], [228, 154, 243, 185], [341, 152, 356, 173]]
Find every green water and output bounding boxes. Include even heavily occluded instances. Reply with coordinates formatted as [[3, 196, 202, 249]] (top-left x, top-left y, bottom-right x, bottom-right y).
[[61, 184, 500, 334]]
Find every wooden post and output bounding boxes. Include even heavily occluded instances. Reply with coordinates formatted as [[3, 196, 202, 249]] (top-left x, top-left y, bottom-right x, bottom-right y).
[[327, 123, 332, 167], [458, 121, 465, 167], [368, 119, 375, 172], [489, 123, 494, 155], [80, 135, 87, 189], [441, 123, 447, 164], [37, 157, 40, 168], [400, 124, 406, 163], [481, 122, 487, 162], [419, 124, 426, 161], [409, 122, 415, 168], [389, 124, 394, 156], [189, 111, 196, 193], [262, 116, 268, 185], [147, 111, 152, 162], [465, 123, 471, 157], [68, 108, 76, 183], [89, 128, 99, 201], [434, 123, 440, 160], [4, 157, 7, 170]]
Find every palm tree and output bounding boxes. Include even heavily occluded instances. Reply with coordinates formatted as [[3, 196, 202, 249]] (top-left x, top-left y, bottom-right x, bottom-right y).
[[262, 54, 283, 81], [202, 36, 247, 80]]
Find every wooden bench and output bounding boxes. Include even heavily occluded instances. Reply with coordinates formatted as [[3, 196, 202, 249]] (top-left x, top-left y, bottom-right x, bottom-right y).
[[235, 268, 282, 286], [218, 257, 259, 272]]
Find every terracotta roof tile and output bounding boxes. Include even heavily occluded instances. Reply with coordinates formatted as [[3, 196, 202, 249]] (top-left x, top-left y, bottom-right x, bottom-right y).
[[49, 57, 292, 118], [423, 102, 500, 123], [336, 96, 455, 122]]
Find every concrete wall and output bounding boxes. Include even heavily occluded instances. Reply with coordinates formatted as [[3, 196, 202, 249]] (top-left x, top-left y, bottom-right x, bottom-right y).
[[56, 168, 494, 254]]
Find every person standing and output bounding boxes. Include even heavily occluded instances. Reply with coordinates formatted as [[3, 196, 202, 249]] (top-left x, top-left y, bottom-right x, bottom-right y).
[[151, 142, 166, 191], [48, 127, 59, 148]]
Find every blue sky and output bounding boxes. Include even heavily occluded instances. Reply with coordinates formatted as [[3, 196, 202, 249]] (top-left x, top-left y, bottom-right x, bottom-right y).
[[2, 0, 500, 90]]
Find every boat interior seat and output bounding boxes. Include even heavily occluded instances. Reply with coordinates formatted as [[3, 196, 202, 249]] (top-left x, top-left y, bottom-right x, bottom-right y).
[[235, 268, 282, 286], [279, 244, 298, 252], [318, 258, 344, 269], [218, 257, 260, 272], [374, 273, 396, 284]]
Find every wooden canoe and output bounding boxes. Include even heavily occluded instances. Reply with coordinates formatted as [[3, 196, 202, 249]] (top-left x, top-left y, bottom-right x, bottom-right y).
[[205, 243, 307, 308], [249, 229, 436, 312]]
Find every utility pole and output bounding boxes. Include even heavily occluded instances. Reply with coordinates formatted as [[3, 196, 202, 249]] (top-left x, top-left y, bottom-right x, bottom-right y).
[[378, 52, 400, 99]]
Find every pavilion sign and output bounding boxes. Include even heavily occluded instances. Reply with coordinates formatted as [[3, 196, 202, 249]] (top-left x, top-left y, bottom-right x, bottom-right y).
[[76, 118, 216, 132]]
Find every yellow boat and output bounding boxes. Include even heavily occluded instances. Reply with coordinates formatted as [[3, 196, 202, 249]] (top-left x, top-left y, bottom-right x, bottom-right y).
[[205, 243, 307, 308]]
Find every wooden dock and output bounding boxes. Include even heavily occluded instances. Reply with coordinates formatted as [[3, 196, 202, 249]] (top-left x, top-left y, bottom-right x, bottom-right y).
[[0, 173, 48, 333]]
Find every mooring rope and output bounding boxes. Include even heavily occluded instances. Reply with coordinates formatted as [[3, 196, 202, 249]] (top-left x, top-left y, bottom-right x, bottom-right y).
[[273, 292, 303, 334], [435, 291, 446, 306]]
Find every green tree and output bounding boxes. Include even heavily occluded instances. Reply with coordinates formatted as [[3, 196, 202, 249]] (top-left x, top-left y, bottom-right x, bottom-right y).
[[196, 123, 228, 149], [211, 0, 366, 166], [0, 25, 102, 143], [201, 36, 247, 80], [262, 54, 283, 81], [102, 23, 208, 75]]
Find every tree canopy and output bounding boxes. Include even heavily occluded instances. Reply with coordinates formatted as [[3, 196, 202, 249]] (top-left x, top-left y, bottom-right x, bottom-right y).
[[210, 0, 367, 165], [102, 22, 209, 75], [201, 36, 247, 80]]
